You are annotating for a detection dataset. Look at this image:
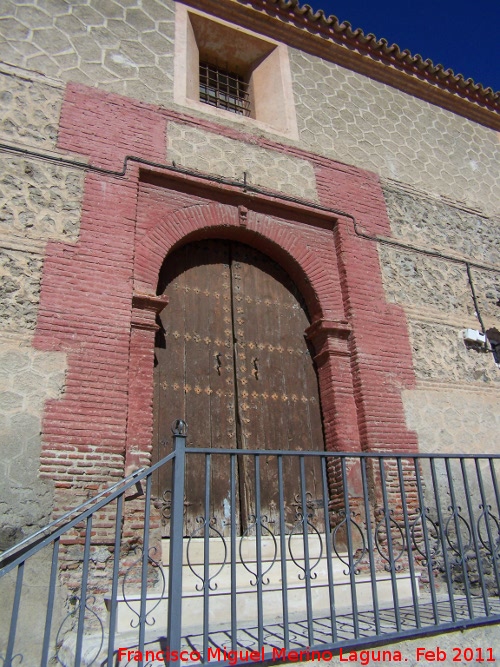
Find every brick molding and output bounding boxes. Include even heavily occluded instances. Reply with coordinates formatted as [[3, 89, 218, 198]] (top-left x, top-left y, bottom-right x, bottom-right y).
[[33, 83, 418, 524]]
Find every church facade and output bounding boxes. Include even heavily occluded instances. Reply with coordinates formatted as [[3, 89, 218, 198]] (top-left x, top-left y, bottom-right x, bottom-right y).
[[0, 1, 499, 654]]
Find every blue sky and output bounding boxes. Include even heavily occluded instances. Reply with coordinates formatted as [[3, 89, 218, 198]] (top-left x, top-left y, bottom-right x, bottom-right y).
[[308, 0, 500, 93]]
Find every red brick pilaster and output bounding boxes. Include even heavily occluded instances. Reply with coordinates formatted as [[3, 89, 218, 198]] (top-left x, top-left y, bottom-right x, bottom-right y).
[[125, 294, 169, 474], [316, 163, 418, 455], [306, 318, 360, 453]]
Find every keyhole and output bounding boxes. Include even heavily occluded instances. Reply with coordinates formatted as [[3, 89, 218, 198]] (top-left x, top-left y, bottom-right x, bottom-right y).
[[252, 358, 259, 380], [215, 353, 222, 375]]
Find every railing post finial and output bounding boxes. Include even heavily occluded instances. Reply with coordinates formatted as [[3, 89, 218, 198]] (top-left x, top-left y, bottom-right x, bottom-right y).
[[171, 419, 188, 437]]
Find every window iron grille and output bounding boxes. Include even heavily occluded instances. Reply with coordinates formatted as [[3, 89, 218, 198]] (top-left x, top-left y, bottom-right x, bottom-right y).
[[199, 62, 251, 116]]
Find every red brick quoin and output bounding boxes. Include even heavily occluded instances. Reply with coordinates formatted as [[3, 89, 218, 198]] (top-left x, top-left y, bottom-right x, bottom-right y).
[[34, 83, 417, 519]]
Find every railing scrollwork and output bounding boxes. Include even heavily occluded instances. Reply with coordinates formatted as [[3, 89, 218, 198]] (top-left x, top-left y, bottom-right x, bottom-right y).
[[55, 595, 104, 667], [239, 515, 277, 587], [332, 510, 367, 575], [375, 507, 406, 572], [121, 547, 166, 629], [288, 495, 323, 581], [187, 517, 227, 591]]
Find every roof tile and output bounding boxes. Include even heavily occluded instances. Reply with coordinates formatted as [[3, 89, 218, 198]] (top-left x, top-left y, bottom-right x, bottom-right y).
[[239, 0, 499, 108]]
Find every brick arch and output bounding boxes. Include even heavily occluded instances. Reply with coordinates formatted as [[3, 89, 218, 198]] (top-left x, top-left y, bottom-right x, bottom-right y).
[[126, 188, 361, 472], [134, 199, 337, 324]]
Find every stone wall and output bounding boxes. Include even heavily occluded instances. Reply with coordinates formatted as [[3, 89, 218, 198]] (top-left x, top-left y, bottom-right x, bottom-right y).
[[381, 184, 500, 266], [379, 183, 500, 457], [0, 0, 176, 105], [166, 122, 319, 201], [290, 51, 500, 216], [0, 69, 84, 547], [403, 388, 500, 454], [1, 68, 62, 149], [0, 0, 498, 537], [0, 338, 66, 548], [0, 0, 499, 216], [0, 156, 82, 242], [0, 63, 498, 547]]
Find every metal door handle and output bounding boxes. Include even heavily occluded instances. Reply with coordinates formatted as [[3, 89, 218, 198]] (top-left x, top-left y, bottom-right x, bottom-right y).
[[215, 352, 222, 375], [252, 358, 259, 380]]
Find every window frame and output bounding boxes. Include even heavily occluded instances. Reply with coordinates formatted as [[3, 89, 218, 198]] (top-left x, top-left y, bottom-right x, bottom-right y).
[[173, 4, 299, 139]]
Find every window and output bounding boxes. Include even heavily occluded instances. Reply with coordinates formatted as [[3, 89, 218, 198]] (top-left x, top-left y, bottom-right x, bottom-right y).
[[199, 62, 250, 116], [174, 5, 298, 138]]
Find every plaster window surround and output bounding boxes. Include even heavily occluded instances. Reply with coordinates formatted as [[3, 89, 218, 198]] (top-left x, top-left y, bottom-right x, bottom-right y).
[[174, 3, 299, 138]]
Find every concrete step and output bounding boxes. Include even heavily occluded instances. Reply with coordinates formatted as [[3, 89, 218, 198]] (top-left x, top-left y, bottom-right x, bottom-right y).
[[108, 537, 420, 635], [161, 535, 353, 594], [162, 534, 335, 565], [109, 571, 419, 634]]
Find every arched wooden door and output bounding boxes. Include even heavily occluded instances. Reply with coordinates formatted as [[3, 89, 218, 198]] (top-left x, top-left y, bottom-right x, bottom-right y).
[[153, 240, 324, 534]]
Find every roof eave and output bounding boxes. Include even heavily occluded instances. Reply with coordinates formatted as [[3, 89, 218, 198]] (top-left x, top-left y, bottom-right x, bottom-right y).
[[180, 0, 499, 131]]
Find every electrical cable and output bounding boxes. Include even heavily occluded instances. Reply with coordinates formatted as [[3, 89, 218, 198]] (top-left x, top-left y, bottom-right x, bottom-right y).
[[466, 263, 487, 335]]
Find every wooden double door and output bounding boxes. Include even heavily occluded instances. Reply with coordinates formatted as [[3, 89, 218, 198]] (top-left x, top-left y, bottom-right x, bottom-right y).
[[153, 240, 324, 534]]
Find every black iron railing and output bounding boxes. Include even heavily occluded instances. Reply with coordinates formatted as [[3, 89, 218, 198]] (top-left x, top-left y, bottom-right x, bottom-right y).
[[1, 423, 499, 667]]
